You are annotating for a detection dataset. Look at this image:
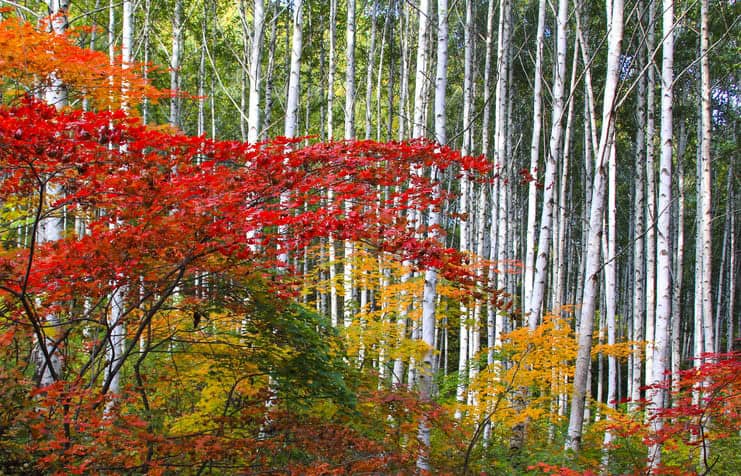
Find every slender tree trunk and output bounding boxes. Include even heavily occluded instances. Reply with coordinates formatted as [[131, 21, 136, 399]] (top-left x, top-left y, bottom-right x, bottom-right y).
[[365, 0, 378, 139], [631, 45, 647, 409], [566, 0, 623, 453], [455, 0, 474, 421], [343, 0, 357, 342], [284, 0, 303, 139], [248, 0, 265, 143], [554, 33, 580, 315], [648, 0, 674, 468], [169, 0, 183, 128], [345, 0, 356, 140], [197, 6, 207, 138], [327, 0, 337, 140], [645, 0, 657, 390], [671, 123, 686, 396], [34, 0, 70, 389], [327, 0, 338, 325], [727, 186, 736, 354], [602, 139, 618, 463], [104, 0, 133, 408], [397, 0, 411, 140], [261, 1, 277, 139], [528, 0, 567, 325], [492, 0, 511, 351], [411, 0, 430, 139], [480, 0, 496, 157], [415, 0, 439, 470], [523, 0, 546, 325], [698, 0, 714, 359], [238, 0, 249, 141]]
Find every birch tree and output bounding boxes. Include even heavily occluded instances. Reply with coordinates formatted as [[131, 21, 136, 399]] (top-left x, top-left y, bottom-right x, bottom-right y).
[[566, 0, 624, 453], [344, 0, 357, 340], [647, 0, 674, 467], [528, 0, 568, 326], [327, 0, 338, 325], [455, 0, 474, 420], [698, 0, 714, 359], [523, 0, 546, 328], [631, 50, 647, 408], [33, 0, 70, 389], [417, 1, 446, 468], [104, 0, 134, 407], [284, 0, 303, 139], [644, 0, 657, 389], [169, 0, 183, 128], [247, 0, 265, 143]]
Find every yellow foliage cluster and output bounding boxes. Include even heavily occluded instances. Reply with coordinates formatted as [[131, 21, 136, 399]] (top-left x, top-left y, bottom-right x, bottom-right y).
[[464, 316, 577, 430]]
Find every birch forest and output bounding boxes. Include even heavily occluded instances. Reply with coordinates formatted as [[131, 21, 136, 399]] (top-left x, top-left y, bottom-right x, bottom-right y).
[[0, 0, 738, 474]]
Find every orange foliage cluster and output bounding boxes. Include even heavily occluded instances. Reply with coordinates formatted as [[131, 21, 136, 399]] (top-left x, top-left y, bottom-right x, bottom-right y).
[[0, 15, 165, 109]]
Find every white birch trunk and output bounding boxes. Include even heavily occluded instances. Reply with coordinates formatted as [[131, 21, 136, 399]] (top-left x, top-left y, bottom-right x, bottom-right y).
[[103, 0, 133, 407], [169, 0, 182, 128], [671, 130, 686, 396], [43, 0, 69, 107], [284, 0, 303, 139], [455, 0, 474, 420], [480, 0, 496, 157], [327, 0, 338, 325], [648, 1, 674, 467], [699, 0, 714, 359], [411, 0, 430, 139], [364, 1, 378, 140], [247, 0, 265, 143], [416, 0, 443, 469], [644, 0, 657, 390], [631, 51, 647, 409], [279, 0, 303, 266], [495, 0, 511, 306], [601, 139, 618, 464], [344, 0, 356, 139], [554, 34, 580, 315], [565, 0, 623, 453], [343, 0, 357, 336], [34, 0, 70, 389], [397, 0, 411, 140], [523, 0, 546, 326], [491, 0, 509, 349], [327, 0, 337, 140], [528, 0, 567, 326]]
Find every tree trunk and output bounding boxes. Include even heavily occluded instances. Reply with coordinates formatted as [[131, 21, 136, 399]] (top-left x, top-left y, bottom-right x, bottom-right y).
[[284, 0, 303, 138], [528, 0, 567, 326], [645, 0, 657, 390], [33, 0, 71, 389], [248, 0, 265, 143], [698, 0, 714, 359], [169, 0, 183, 128], [455, 0, 473, 421], [523, 0, 546, 326], [671, 122, 686, 396], [411, 0, 430, 139], [566, 0, 623, 453], [343, 0, 357, 342], [365, 0, 378, 140], [327, 0, 338, 325], [631, 44, 647, 409], [602, 139, 618, 463], [415, 0, 438, 470], [648, 0, 674, 467]]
